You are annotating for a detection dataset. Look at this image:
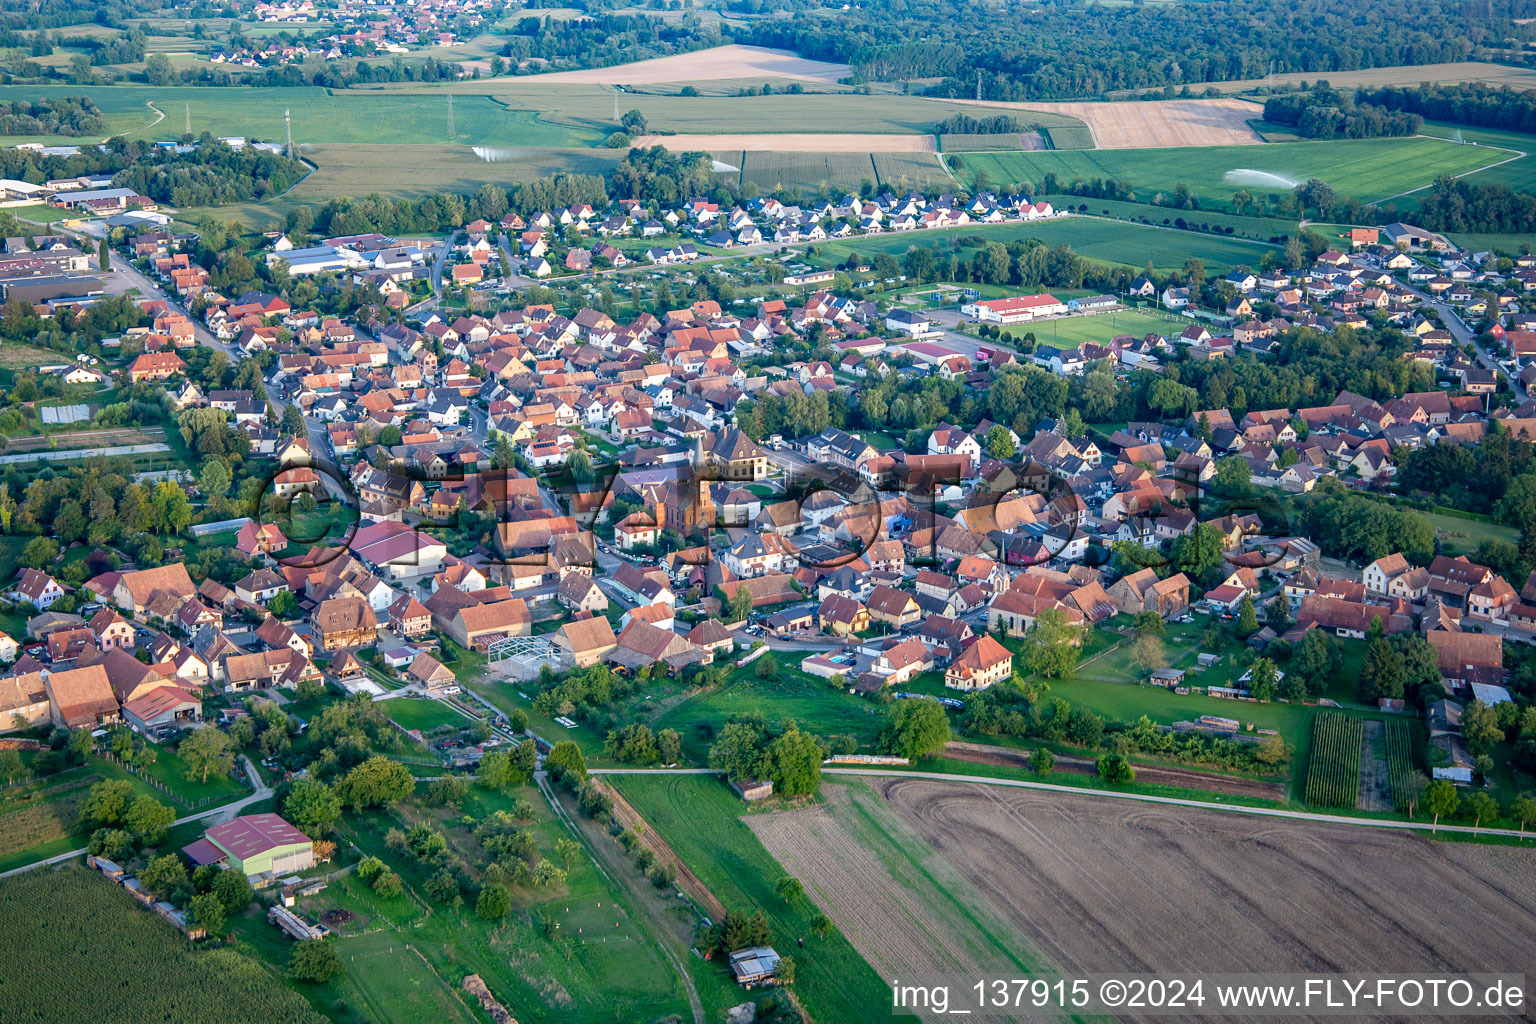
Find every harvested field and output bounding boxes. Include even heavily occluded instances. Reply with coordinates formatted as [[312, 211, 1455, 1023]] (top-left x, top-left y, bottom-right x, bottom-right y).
[[1195, 60, 1536, 95], [949, 96, 1265, 149], [517, 44, 849, 85], [940, 132, 1046, 152], [944, 740, 1289, 802], [753, 778, 1536, 1023], [633, 132, 936, 152]]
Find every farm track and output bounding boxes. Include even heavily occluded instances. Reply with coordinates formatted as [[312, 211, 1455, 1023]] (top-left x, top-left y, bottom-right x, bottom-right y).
[[944, 740, 1289, 801], [599, 778, 728, 923]]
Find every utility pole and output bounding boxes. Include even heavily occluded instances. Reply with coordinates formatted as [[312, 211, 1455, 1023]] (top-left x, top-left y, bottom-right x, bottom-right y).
[[284, 108, 292, 159], [975, 68, 981, 102], [613, 86, 620, 123], [446, 94, 454, 141], [184, 102, 190, 134]]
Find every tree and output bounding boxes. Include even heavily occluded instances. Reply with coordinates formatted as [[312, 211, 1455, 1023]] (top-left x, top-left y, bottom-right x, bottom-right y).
[[754, 652, 779, 680], [140, 853, 190, 899], [212, 867, 253, 914], [657, 728, 681, 765], [0, 749, 22, 784], [709, 721, 769, 781], [1512, 792, 1536, 840], [726, 584, 754, 623], [1031, 747, 1055, 775], [1022, 608, 1084, 679], [336, 755, 414, 808], [427, 774, 471, 807], [620, 108, 647, 134], [97, 238, 111, 272], [124, 794, 175, 843], [1245, 657, 1280, 701], [189, 891, 227, 936], [1464, 790, 1498, 834], [1461, 699, 1504, 755], [811, 913, 832, 939], [82, 779, 133, 827], [1183, 257, 1205, 287], [283, 778, 342, 837], [1214, 456, 1251, 492], [179, 727, 236, 784], [985, 424, 1016, 459], [1424, 779, 1459, 833], [774, 875, 805, 904], [605, 723, 661, 764], [1358, 636, 1406, 702], [767, 727, 823, 797], [476, 882, 511, 920], [1170, 522, 1226, 586], [880, 699, 950, 759], [546, 740, 587, 783], [1096, 752, 1135, 784], [289, 939, 343, 983]]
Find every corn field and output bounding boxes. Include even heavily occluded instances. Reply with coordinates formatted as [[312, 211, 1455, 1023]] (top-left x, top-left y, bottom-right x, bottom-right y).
[[1303, 713, 1363, 809], [1385, 718, 1419, 811]]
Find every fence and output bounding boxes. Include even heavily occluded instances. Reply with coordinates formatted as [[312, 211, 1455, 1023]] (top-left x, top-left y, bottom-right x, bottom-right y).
[[98, 750, 229, 810]]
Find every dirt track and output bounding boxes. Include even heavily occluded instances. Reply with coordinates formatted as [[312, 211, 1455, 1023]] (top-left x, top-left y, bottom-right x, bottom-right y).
[[951, 97, 1265, 149], [943, 740, 1289, 801], [753, 778, 1536, 1023], [520, 45, 849, 86], [632, 132, 935, 153]]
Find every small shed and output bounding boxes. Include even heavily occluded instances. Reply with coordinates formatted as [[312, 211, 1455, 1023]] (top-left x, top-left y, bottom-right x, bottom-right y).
[[728, 946, 782, 986], [730, 778, 774, 802], [1196, 652, 1222, 668], [1149, 668, 1185, 688]]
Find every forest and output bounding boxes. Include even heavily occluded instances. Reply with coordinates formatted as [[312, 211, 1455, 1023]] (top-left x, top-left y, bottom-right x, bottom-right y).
[[737, 0, 1531, 100], [0, 95, 102, 136], [1262, 85, 1422, 140], [1360, 81, 1536, 134]]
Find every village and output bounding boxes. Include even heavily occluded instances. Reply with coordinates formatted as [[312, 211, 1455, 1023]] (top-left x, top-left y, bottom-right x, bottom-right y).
[[1, 170, 1536, 1023]]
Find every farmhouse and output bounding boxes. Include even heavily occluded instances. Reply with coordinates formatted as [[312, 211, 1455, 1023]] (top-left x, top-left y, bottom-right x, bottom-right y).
[[944, 635, 1013, 691]]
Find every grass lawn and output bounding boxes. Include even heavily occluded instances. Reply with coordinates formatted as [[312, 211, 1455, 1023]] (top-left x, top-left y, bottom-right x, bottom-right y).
[[7, 204, 72, 224], [610, 774, 893, 1024], [1421, 511, 1519, 556], [956, 135, 1506, 210], [380, 695, 473, 735], [136, 746, 250, 806], [651, 663, 887, 763], [825, 216, 1276, 272]]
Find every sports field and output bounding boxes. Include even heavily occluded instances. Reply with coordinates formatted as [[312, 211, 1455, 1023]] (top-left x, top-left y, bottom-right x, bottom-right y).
[[1007, 307, 1188, 346], [829, 217, 1276, 272], [957, 135, 1509, 208]]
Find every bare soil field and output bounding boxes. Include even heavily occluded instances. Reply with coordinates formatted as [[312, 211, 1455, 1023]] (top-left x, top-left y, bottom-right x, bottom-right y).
[[518, 45, 849, 86], [754, 778, 1536, 1023], [944, 740, 1289, 801], [950, 97, 1264, 149], [633, 132, 936, 153]]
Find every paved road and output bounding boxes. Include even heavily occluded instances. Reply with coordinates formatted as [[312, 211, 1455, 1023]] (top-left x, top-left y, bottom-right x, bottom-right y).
[[0, 755, 273, 880]]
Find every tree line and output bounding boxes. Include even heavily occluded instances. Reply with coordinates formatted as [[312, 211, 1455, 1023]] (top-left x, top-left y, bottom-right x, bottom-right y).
[[0, 95, 102, 136]]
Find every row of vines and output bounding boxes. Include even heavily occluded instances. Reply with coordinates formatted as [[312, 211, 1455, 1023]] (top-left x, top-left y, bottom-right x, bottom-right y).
[[1303, 713, 1363, 809]]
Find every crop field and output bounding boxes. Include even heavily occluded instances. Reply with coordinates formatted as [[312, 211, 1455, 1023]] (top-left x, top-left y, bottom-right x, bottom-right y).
[[759, 776, 1536, 1022], [1386, 718, 1419, 812], [951, 97, 1265, 149], [1040, 194, 1300, 242], [1196, 60, 1536, 95], [512, 44, 850, 85], [0, 85, 605, 147], [956, 136, 1508, 209], [1304, 713, 1365, 809], [1043, 124, 1097, 150], [875, 152, 955, 189], [1416, 121, 1536, 194], [297, 145, 623, 196], [939, 132, 1046, 152], [609, 774, 892, 1024], [747, 780, 1043, 1001], [829, 217, 1276, 272], [732, 151, 879, 191], [0, 866, 327, 1024]]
